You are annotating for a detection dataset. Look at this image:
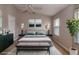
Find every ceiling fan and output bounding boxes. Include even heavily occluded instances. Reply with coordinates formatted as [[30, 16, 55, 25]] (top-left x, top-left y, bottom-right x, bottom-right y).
[[23, 4, 42, 14], [22, 4, 35, 14]]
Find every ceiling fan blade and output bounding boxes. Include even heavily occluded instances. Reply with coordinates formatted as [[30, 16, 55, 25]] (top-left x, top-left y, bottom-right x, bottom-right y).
[[23, 4, 34, 13]]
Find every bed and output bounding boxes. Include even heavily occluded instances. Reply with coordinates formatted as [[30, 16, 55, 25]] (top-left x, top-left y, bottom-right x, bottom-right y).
[[16, 31, 52, 55]]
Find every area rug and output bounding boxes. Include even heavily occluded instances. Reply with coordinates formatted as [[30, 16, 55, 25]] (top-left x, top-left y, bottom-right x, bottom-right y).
[[7, 46, 62, 55]]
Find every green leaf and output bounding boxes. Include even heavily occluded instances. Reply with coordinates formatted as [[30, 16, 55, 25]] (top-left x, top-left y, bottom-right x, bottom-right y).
[[66, 18, 79, 36]]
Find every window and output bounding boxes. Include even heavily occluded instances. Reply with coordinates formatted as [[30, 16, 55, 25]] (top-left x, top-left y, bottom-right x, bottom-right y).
[[28, 19, 35, 27], [36, 24, 41, 27], [0, 10, 2, 34], [53, 18, 60, 36], [74, 8, 79, 44], [28, 19, 42, 28], [29, 24, 34, 27], [74, 8, 79, 19], [0, 16, 2, 28], [35, 19, 42, 27]]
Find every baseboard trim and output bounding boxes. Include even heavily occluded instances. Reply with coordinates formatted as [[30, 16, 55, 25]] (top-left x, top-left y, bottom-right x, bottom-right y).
[[53, 39, 69, 54]]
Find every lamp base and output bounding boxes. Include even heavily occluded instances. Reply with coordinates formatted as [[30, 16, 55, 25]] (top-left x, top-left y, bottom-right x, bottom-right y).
[[21, 30, 24, 35]]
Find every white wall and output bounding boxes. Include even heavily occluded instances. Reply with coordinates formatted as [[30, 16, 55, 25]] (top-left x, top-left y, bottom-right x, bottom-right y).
[[52, 5, 75, 51], [0, 5, 21, 40], [17, 12, 52, 35]]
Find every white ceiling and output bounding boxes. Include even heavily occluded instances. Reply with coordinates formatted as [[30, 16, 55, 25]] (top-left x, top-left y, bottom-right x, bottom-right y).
[[14, 4, 69, 16]]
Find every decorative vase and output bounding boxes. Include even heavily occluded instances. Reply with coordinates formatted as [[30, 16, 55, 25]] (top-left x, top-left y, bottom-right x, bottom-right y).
[[70, 48, 78, 55]]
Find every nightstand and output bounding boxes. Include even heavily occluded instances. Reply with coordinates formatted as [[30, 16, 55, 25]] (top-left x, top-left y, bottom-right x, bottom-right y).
[[47, 34, 52, 39], [18, 34, 25, 39]]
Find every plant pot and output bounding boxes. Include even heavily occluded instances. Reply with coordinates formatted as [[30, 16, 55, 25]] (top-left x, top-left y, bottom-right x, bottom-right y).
[[69, 48, 78, 55]]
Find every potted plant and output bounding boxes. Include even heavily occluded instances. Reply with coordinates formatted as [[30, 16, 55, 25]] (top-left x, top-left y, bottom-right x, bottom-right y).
[[66, 18, 79, 55]]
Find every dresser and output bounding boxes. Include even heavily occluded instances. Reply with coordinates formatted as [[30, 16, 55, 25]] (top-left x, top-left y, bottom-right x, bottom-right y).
[[0, 34, 13, 52]]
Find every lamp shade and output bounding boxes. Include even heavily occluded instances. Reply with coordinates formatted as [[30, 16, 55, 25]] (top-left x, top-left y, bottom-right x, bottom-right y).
[[21, 23, 24, 29], [45, 24, 50, 30]]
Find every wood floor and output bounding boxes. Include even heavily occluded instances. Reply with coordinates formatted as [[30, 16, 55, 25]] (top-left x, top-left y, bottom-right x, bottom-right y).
[[52, 40, 69, 55], [0, 42, 16, 55], [0, 37, 69, 55]]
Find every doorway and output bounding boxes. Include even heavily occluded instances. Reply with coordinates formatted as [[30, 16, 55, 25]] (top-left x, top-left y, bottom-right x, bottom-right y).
[[8, 15, 16, 41]]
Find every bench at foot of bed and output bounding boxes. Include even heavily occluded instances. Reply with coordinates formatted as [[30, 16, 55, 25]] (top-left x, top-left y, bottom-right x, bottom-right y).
[[16, 42, 51, 55]]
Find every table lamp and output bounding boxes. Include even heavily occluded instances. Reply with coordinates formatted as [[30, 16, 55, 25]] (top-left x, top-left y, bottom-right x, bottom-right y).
[[21, 23, 24, 34]]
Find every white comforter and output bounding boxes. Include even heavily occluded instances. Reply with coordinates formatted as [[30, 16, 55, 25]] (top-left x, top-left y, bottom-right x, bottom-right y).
[[19, 36, 51, 42], [18, 35, 52, 46]]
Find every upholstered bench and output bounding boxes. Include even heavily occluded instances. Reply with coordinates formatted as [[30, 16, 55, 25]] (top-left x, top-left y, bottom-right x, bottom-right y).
[[16, 42, 51, 55]]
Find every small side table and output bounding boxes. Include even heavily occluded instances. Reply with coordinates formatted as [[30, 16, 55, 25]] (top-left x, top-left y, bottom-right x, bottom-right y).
[[47, 34, 52, 39], [18, 34, 25, 39]]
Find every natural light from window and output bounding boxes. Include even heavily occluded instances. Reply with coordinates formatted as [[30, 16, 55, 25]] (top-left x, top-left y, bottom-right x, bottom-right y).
[[53, 18, 60, 36], [74, 8, 79, 44], [0, 10, 2, 34]]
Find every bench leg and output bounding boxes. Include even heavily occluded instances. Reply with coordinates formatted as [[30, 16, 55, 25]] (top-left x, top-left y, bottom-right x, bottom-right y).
[[48, 47, 50, 55], [16, 48, 18, 55]]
